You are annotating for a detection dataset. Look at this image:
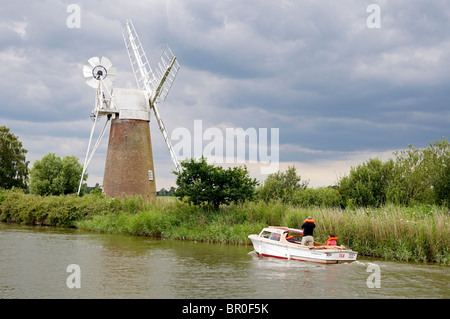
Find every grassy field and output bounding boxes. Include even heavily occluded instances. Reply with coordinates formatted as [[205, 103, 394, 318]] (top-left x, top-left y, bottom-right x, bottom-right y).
[[0, 189, 448, 264]]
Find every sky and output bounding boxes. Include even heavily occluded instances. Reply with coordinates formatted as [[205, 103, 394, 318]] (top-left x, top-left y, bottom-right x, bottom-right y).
[[1, 0, 449, 190]]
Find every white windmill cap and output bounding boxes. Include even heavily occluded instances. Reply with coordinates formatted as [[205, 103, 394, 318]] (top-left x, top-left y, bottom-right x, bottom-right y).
[[111, 88, 150, 121]]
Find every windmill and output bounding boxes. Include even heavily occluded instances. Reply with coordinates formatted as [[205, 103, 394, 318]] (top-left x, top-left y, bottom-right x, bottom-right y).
[[78, 19, 180, 200]]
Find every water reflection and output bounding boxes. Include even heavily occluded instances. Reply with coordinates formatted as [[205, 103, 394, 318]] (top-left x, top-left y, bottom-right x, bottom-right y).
[[0, 223, 448, 299]]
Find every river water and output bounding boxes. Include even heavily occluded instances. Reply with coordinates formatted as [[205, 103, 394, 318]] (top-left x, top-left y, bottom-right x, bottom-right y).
[[0, 222, 448, 299]]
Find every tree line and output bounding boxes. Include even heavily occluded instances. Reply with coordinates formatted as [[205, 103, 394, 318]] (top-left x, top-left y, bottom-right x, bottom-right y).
[[174, 138, 449, 208], [1, 125, 448, 208], [339, 138, 449, 207], [0, 126, 87, 195]]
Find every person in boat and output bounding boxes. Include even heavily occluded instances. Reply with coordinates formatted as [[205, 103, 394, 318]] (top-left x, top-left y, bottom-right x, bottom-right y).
[[325, 233, 338, 246], [301, 216, 315, 246], [285, 233, 295, 242]]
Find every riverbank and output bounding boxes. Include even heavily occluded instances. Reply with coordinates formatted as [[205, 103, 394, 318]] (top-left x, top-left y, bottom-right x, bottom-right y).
[[0, 189, 448, 264]]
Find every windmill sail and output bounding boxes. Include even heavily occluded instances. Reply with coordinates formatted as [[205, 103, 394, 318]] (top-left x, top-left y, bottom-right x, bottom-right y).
[[123, 20, 157, 95], [122, 19, 181, 172], [151, 45, 180, 104], [152, 103, 182, 172]]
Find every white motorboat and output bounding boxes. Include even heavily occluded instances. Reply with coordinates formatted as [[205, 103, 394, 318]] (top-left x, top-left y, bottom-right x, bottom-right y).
[[248, 226, 358, 264]]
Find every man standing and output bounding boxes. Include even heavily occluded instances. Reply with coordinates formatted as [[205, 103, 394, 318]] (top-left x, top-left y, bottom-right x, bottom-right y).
[[301, 216, 315, 246]]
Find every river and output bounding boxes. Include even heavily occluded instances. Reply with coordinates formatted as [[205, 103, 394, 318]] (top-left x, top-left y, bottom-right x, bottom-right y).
[[0, 222, 448, 299]]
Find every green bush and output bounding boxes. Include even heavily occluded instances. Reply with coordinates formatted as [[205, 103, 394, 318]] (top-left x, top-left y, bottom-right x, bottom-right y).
[[29, 153, 86, 196], [291, 187, 341, 207], [0, 188, 112, 226], [256, 166, 308, 204], [174, 157, 258, 209], [338, 138, 450, 207], [339, 158, 394, 207]]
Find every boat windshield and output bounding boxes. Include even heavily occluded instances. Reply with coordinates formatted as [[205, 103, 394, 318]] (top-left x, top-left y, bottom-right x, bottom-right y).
[[260, 230, 281, 242]]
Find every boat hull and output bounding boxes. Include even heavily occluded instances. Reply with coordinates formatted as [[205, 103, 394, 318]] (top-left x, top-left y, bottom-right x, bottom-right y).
[[248, 235, 358, 264]]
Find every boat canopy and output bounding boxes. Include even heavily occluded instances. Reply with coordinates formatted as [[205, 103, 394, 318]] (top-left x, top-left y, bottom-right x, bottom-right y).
[[261, 227, 303, 235]]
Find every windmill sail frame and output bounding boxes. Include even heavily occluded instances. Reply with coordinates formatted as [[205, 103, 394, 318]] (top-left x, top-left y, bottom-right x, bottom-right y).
[[122, 19, 181, 172]]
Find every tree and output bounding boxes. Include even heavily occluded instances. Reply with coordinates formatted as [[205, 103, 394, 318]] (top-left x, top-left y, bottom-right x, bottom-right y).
[[257, 166, 308, 203], [338, 138, 450, 207], [157, 188, 168, 196], [29, 153, 86, 195], [388, 138, 450, 206], [173, 157, 258, 209], [339, 158, 394, 207], [0, 126, 29, 190]]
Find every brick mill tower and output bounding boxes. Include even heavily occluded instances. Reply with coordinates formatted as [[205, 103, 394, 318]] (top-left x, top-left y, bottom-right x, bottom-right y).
[[78, 20, 181, 201], [102, 89, 156, 200]]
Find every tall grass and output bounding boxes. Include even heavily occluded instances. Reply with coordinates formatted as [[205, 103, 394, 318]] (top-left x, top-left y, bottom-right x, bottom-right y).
[[1, 188, 448, 264], [0, 189, 112, 227], [282, 205, 449, 264]]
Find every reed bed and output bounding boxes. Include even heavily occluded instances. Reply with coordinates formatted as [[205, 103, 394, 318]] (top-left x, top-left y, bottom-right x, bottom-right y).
[[282, 205, 449, 264], [1, 189, 448, 264]]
